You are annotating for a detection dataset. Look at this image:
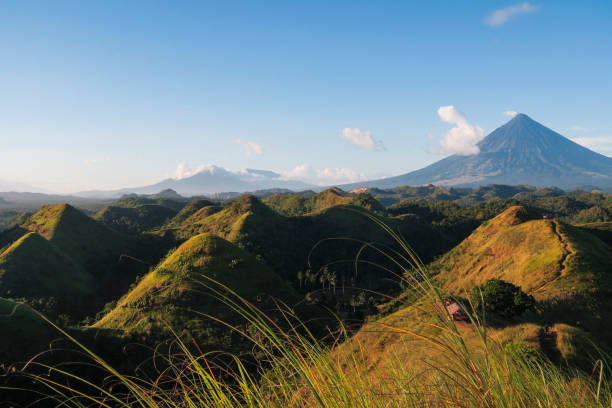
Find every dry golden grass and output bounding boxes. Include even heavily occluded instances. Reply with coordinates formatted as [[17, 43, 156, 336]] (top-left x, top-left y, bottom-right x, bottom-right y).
[[433, 206, 612, 300]]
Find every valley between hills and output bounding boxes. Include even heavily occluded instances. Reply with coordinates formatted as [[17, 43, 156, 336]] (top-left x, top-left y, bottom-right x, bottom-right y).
[[0, 183, 611, 406]]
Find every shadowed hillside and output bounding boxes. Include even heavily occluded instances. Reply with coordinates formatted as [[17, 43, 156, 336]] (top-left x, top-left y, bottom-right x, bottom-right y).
[[155, 194, 468, 290], [578, 221, 612, 248], [0, 298, 61, 365], [264, 188, 352, 216], [0, 233, 92, 313], [0, 204, 153, 319], [165, 199, 217, 226], [21, 204, 125, 265], [94, 196, 188, 234]]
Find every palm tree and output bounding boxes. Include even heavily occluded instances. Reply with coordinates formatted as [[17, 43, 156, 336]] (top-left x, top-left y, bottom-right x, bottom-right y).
[[319, 271, 326, 290], [329, 271, 337, 294], [308, 269, 316, 288]]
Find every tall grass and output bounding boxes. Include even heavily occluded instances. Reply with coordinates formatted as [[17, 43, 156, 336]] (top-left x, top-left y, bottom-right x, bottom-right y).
[[3, 210, 612, 407]]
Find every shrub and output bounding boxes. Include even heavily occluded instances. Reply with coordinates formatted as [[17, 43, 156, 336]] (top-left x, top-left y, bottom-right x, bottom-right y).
[[471, 278, 535, 319]]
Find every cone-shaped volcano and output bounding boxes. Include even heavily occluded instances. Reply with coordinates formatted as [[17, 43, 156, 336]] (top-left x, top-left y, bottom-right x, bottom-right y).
[[343, 114, 612, 190]]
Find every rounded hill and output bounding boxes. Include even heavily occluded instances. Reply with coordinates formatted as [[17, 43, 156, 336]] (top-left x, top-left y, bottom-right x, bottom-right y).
[[432, 206, 612, 299], [94, 233, 298, 343], [0, 232, 92, 304]]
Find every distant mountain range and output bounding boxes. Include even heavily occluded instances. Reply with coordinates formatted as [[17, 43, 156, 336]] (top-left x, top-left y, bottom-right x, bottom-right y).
[[342, 114, 612, 190], [5, 114, 611, 199], [78, 114, 610, 198], [0, 180, 46, 193], [75, 166, 316, 198]]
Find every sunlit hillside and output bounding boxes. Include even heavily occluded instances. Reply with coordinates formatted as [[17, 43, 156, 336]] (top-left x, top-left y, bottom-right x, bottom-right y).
[[94, 233, 298, 347]]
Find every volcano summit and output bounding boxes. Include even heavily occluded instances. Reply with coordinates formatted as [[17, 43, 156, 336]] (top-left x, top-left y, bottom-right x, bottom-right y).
[[343, 114, 612, 190]]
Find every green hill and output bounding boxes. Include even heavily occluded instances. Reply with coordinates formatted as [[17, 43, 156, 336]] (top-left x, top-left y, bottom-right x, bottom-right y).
[[156, 194, 283, 243], [0, 298, 60, 364], [21, 204, 125, 265], [432, 206, 612, 299], [94, 197, 187, 234], [264, 188, 352, 216], [165, 199, 216, 226], [0, 233, 92, 309], [94, 233, 298, 346], [334, 206, 612, 378], [156, 194, 475, 294], [108, 196, 186, 211], [578, 221, 612, 248], [426, 206, 612, 346], [0, 204, 150, 319]]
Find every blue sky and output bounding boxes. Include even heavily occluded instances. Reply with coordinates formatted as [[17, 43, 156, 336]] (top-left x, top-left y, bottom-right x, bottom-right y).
[[1, 1, 611, 193]]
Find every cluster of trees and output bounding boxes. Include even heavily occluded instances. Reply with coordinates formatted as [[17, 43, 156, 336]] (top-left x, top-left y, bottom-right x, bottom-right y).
[[470, 278, 535, 319], [0, 210, 30, 232], [387, 192, 611, 232], [297, 267, 359, 294]]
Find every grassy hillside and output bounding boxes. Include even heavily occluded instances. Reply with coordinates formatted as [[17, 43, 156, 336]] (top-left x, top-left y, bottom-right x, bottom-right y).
[[21, 203, 125, 265], [144, 194, 484, 343], [161, 194, 466, 270], [329, 207, 612, 391], [0, 298, 60, 364], [0, 209, 30, 233], [578, 221, 612, 248], [432, 206, 612, 299], [3, 194, 612, 406], [108, 196, 186, 211], [165, 199, 216, 226], [334, 296, 602, 390], [0, 232, 92, 309], [264, 188, 352, 216], [423, 206, 612, 347], [0, 204, 156, 320], [156, 194, 286, 248], [94, 233, 298, 347], [94, 196, 188, 234]]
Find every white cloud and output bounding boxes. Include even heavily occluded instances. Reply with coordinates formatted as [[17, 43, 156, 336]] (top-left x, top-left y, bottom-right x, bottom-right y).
[[340, 128, 385, 151], [485, 2, 540, 26], [504, 110, 519, 117], [317, 167, 367, 184], [569, 136, 612, 156], [168, 162, 369, 186], [235, 139, 263, 156], [282, 164, 368, 186], [437, 106, 485, 156], [84, 156, 112, 165], [171, 163, 220, 180], [282, 164, 312, 180]]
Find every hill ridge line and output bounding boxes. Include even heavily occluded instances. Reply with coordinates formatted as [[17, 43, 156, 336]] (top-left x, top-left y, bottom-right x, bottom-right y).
[[534, 220, 573, 293]]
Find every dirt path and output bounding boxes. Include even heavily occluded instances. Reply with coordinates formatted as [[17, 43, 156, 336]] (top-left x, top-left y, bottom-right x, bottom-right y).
[[533, 220, 574, 293], [550, 220, 573, 276]]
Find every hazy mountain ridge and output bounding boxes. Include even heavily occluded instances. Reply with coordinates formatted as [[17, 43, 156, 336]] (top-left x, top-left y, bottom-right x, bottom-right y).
[[75, 166, 316, 198], [5, 114, 611, 200]]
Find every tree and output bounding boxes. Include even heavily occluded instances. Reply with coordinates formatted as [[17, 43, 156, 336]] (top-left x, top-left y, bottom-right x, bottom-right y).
[[471, 278, 535, 319], [319, 266, 330, 290], [307, 269, 316, 288], [297, 270, 303, 288], [328, 271, 337, 294], [350, 291, 366, 313]]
